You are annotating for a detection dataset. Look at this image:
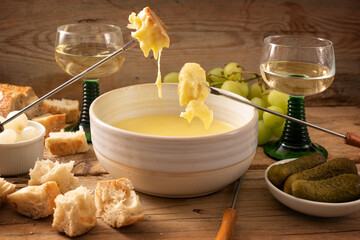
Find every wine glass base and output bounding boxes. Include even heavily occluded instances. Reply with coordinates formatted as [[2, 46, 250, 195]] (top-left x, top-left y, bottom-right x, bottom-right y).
[[80, 123, 92, 143], [263, 140, 328, 160]]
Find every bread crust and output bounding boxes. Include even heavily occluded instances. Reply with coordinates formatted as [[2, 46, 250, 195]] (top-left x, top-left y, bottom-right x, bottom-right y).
[[32, 113, 66, 137], [0, 87, 26, 117], [95, 178, 144, 228], [143, 7, 168, 33], [0, 84, 41, 118], [42, 99, 79, 123], [45, 127, 89, 156], [0, 178, 16, 207], [7, 181, 60, 219]]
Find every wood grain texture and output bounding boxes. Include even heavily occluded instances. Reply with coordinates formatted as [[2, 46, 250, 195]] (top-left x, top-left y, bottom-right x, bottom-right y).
[[0, 0, 359, 106], [0, 106, 359, 239], [2, 172, 360, 239]]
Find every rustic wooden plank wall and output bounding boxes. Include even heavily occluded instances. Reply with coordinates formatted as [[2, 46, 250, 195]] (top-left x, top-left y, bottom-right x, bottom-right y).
[[0, 0, 359, 106]]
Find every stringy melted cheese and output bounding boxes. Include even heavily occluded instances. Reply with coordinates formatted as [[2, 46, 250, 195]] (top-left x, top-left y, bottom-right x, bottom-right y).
[[178, 63, 213, 129], [128, 7, 170, 98]]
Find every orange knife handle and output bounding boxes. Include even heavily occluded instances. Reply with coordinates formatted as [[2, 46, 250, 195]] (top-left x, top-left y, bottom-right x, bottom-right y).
[[215, 208, 238, 240], [345, 132, 360, 148]]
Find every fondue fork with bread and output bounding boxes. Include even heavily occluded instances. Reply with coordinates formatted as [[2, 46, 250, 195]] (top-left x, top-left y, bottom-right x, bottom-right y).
[[0, 6, 169, 133]]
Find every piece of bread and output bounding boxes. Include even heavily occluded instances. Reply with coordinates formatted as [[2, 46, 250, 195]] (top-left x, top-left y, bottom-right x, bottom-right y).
[[0, 178, 16, 207], [42, 98, 79, 123], [95, 178, 144, 228], [28, 159, 80, 194], [45, 127, 89, 156], [7, 181, 60, 219], [0, 83, 42, 119], [52, 186, 97, 237], [32, 113, 66, 137], [128, 7, 170, 59]]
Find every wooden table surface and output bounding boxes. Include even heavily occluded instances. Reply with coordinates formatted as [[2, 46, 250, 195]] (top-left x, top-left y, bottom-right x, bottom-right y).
[[0, 106, 359, 240]]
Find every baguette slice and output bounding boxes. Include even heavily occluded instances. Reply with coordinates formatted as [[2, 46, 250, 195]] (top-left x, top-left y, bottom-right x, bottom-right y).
[[0, 83, 42, 119], [52, 186, 97, 237], [28, 160, 80, 194], [42, 98, 79, 123], [45, 127, 89, 156], [32, 113, 66, 137], [95, 178, 144, 228], [7, 181, 60, 219], [0, 178, 16, 207]]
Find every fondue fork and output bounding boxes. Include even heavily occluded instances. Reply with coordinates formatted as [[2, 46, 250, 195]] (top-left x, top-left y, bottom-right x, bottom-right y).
[[215, 177, 243, 240], [206, 85, 360, 148], [0, 39, 138, 133]]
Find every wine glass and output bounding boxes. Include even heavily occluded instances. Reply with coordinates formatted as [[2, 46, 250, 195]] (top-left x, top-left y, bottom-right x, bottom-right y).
[[55, 23, 125, 142], [260, 35, 335, 160]]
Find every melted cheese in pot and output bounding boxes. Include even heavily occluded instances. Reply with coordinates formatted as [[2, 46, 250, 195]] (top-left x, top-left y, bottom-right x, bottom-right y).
[[113, 114, 234, 137], [178, 63, 213, 129], [128, 7, 170, 98]]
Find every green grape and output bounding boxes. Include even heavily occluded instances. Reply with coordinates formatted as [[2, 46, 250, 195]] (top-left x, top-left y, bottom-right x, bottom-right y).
[[272, 122, 285, 138], [263, 106, 285, 128], [238, 82, 249, 98], [207, 67, 226, 84], [213, 83, 223, 88], [250, 97, 265, 119], [268, 90, 289, 113], [261, 89, 270, 107], [261, 83, 268, 92], [163, 72, 179, 83], [248, 82, 263, 100], [224, 62, 242, 81], [258, 120, 272, 145], [221, 80, 241, 95]]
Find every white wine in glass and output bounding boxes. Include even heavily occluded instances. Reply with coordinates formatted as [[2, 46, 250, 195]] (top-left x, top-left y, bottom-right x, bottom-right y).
[[260, 35, 335, 160], [260, 61, 334, 96], [55, 24, 125, 142], [55, 42, 124, 79]]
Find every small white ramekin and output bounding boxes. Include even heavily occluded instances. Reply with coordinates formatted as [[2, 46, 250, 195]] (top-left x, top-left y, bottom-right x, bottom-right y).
[[0, 121, 45, 176]]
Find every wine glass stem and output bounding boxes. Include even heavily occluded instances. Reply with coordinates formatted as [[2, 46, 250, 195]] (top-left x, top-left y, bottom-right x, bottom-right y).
[[263, 96, 327, 160], [281, 96, 311, 146], [80, 79, 99, 142]]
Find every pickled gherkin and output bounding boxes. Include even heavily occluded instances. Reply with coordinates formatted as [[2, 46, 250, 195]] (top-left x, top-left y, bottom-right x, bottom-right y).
[[284, 158, 358, 194], [268, 153, 326, 188], [292, 173, 360, 203]]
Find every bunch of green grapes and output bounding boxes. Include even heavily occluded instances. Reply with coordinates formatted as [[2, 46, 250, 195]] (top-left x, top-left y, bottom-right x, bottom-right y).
[[163, 62, 289, 146]]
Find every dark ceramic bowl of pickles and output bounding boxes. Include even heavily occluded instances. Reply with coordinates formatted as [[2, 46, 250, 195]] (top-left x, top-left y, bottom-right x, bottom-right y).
[[265, 153, 360, 217]]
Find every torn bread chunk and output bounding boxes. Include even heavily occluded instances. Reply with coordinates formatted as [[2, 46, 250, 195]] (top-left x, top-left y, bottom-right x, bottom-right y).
[[45, 127, 89, 156], [42, 98, 79, 123], [32, 113, 66, 137], [0, 83, 42, 119], [95, 178, 144, 228], [28, 160, 80, 194], [52, 186, 97, 237], [128, 7, 170, 98], [7, 181, 60, 219], [0, 178, 16, 207]]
